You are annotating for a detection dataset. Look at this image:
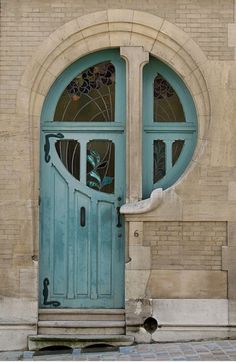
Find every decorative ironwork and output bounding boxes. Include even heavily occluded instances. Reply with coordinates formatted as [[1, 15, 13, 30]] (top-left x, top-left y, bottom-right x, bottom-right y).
[[154, 75, 174, 99], [87, 140, 114, 193], [43, 278, 61, 307], [54, 62, 115, 122], [44, 133, 64, 163], [66, 62, 115, 97], [153, 140, 166, 183], [116, 206, 122, 227]]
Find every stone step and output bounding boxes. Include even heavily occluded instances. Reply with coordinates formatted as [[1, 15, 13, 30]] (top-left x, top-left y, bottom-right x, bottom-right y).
[[39, 309, 125, 315], [39, 309, 125, 321], [38, 309, 126, 336], [38, 326, 125, 335], [38, 320, 125, 335], [38, 320, 125, 328], [28, 334, 134, 351]]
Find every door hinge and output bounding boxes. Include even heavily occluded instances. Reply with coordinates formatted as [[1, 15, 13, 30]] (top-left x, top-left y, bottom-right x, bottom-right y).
[[38, 195, 41, 206]]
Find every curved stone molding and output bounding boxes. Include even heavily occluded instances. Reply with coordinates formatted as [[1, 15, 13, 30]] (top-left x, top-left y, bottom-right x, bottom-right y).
[[18, 10, 211, 136], [120, 188, 163, 215], [16, 8, 211, 222], [18, 9, 210, 107]]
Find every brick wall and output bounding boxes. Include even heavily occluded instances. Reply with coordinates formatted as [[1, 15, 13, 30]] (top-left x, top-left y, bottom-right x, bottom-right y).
[[143, 222, 227, 270]]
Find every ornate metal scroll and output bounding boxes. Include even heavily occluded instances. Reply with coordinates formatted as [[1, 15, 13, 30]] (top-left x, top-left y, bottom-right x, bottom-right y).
[[44, 133, 64, 163], [43, 278, 61, 307]]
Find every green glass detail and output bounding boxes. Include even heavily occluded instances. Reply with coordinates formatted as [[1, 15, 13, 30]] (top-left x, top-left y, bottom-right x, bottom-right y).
[[87, 140, 114, 193]]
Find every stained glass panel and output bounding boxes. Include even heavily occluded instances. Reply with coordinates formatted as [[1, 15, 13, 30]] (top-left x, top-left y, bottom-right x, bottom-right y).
[[54, 62, 115, 122], [172, 140, 185, 166], [153, 140, 166, 183], [154, 74, 185, 122], [87, 140, 114, 194], [55, 140, 80, 180]]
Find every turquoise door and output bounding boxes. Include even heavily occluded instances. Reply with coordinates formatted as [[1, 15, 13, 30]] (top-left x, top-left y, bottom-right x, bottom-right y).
[[39, 50, 126, 308]]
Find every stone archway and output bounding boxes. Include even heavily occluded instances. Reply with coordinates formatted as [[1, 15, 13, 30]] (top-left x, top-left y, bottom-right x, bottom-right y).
[[16, 7, 211, 280]]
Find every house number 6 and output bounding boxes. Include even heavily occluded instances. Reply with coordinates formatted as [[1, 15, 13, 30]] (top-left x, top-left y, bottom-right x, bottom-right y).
[[134, 230, 139, 237]]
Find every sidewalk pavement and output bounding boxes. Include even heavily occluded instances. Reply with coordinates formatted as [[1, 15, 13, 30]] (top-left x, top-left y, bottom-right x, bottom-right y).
[[1, 340, 236, 360]]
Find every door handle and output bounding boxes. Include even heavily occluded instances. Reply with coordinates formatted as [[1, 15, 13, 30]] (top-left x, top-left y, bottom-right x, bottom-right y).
[[80, 207, 86, 227], [116, 206, 122, 228]]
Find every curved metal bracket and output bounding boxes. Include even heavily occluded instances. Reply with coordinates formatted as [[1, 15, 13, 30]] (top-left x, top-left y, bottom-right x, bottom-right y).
[[43, 278, 61, 307], [44, 133, 64, 163], [120, 188, 163, 215]]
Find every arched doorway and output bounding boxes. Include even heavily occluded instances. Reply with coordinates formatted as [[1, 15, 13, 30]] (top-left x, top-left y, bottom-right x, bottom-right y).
[[39, 49, 126, 309]]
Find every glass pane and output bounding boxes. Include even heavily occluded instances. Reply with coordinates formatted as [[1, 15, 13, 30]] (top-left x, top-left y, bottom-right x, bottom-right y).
[[153, 140, 166, 183], [54, 62, 115, 122], [55, 140, 80, 180], [87, 140, 114, 194], [154, 74, 185, 122], [172, 140, 185, 166]]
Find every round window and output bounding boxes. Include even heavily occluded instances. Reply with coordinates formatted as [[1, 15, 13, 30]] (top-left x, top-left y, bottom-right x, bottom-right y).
[[142, 57, 197, 198]]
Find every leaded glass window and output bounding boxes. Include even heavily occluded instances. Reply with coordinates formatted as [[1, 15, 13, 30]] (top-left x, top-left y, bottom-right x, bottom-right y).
[[54, 62, 115, 122], [153, 140, 166, 183], [172, 140, 185, 166], [143, 57, 197, 197], [154, 74, 185, 122], [55, 140, 80, 181]]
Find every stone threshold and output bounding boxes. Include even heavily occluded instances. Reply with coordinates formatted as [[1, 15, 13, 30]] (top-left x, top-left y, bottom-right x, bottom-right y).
[[28, 334, 134, 351]]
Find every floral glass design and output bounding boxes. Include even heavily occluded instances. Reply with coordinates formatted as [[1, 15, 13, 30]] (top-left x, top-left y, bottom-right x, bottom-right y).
[[54, 62, 115, 122], [55, 140, 80, 181], [154, 74, 185, 122], [153, 140, 166, 183], [87, 140, 114, 193]]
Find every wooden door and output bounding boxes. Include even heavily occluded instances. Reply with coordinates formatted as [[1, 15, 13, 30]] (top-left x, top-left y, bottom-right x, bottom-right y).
[[39, 50, 126, 308]]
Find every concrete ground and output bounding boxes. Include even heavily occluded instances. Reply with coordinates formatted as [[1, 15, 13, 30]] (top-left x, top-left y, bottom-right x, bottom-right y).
[[1, 340, 236, 361]]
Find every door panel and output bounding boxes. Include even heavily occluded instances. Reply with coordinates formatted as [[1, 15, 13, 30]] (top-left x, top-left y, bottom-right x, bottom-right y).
[[97, 201, 113, 296], [75, 191, 90, 297], [51, 167, 68, 297], [40, 133, 125, 308]]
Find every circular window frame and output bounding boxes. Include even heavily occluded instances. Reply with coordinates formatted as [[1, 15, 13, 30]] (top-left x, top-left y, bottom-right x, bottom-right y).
[[142, 56, 198, 198]]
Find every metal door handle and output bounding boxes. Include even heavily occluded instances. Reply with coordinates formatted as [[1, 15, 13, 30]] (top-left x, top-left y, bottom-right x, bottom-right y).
[[80, 207, 86, 227], [116, 206, 122, 227]]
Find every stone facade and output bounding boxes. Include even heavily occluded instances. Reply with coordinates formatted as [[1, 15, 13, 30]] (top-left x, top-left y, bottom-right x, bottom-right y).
[[0, 0, 236, 351]]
